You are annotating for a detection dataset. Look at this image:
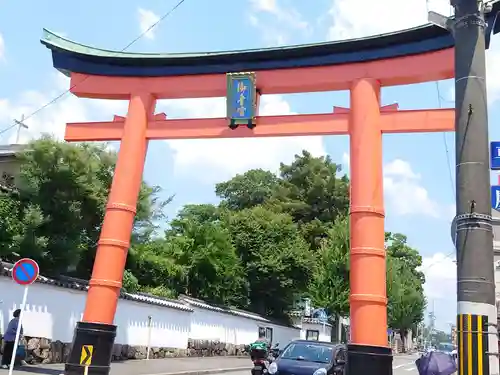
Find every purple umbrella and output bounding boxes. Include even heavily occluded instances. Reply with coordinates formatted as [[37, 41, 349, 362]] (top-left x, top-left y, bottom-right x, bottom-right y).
[[415, 351, 457, 375]]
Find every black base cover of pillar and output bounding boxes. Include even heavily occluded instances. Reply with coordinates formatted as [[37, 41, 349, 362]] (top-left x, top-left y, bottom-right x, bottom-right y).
[[65, 321, 117, 375], [345, 344, 393, 375]]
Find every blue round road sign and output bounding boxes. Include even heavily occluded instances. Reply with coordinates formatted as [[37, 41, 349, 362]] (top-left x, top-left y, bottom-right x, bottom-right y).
[[12, 258, 39, 286]]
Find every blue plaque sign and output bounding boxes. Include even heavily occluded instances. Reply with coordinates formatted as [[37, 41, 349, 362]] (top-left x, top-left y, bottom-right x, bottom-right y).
[[491, 141, 500, 170], [226, 72, 257, 129], [492, 185, 500, 211]]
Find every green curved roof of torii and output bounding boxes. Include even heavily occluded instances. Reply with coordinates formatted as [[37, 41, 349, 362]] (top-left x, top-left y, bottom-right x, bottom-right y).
[[41, 27, 440, 60]]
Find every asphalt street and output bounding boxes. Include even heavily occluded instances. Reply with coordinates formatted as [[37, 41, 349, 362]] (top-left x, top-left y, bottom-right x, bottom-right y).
[[6, 354, 434, 375], [6, 356, 249, 375], [392, 354, 420, 374]]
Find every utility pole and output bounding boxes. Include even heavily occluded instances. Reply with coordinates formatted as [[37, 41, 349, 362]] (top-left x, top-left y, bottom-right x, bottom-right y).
[[428, 302, 436, 348], [13, 115, 28, 144], [453, 0, 498, 373], [430, 1, 499, 373]]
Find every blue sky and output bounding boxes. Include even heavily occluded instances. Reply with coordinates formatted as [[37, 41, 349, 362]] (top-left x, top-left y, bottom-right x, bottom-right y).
[[1, 0, 499, 330]]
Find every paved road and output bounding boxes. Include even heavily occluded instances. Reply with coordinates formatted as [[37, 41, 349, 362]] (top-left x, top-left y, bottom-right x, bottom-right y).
[[393, 354, 419, 374], [6, 353, 437, 375], [8, 356, 249, 375]]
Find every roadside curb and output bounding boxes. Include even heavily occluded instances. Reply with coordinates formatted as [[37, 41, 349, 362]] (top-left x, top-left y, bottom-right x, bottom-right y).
[[140, 366, 249, 375]]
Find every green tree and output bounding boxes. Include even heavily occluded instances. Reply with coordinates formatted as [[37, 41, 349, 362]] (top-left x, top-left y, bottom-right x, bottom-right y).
[[215, 169, 281, 211], [308, 216, 350, 317], [127, 240, 183, 296], [387, 253, 426, 349], [122, 269, 140, 293], [164, 210, 247, 306], [226, 206, 315, 320], [0, 192, 48, 261], [0, 193, 25, 258], [385, 232, 425, 284], [278, 151, 349, 225], [215, 151, 350, 250], [127, 203, 246, 305], [6, 137, 168, 277]]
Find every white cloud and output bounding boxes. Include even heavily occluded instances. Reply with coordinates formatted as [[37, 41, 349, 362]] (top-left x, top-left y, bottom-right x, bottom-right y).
[[326, 0, 500, 104], [341, 152, 349, 171], [138, 8, 160, 40], [421, 252, 456, 299], [384, 159, 441, 217], [161, 95, 326, 183], [342, 155, 442, 218], [384, 159, 420, 179], [248, 0, 310, 45], [0, 75, 121, 145], [420, 252, 457, 328], [250, 0, 277, 13], [327, 0, 451, 41], [0, 77, 86, 144]]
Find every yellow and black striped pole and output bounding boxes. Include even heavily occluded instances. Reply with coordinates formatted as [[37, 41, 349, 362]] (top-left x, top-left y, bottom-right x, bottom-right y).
[[457, 314, 489, 375]]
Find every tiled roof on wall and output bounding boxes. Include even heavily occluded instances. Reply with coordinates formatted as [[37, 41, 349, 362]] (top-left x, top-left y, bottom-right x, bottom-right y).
[[0, 262, 192, 312], [178, 295, 300, 330], [0, 261, 300, 327], [179, 294, 269, 322]]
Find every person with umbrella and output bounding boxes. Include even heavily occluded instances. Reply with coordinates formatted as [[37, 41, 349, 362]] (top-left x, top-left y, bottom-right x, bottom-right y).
[[416, 350, 457, 375]]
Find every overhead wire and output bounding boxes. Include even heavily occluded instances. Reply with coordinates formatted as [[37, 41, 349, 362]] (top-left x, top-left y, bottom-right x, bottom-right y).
[[434, 81, 456, 200], [408, 0, 458, 277], [0, 0, 188, 138]]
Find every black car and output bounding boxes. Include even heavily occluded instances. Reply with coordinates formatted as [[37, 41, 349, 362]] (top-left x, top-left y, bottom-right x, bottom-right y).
[[267, 340, 346, 375]]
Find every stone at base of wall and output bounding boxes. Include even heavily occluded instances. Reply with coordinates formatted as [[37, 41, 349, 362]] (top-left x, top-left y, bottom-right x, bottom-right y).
[[18, 337, 249, 364]]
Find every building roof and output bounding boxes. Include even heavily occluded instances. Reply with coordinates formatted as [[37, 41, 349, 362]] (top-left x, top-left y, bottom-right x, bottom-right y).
[[39, 10, 500, 78]]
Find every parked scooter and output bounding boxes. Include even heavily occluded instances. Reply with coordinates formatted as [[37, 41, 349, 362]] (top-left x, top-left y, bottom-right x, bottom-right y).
[[251, 343, 280, 375]]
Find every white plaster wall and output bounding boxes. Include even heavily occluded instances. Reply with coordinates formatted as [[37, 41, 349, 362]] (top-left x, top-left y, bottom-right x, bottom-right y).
[[188, 307, 299, 347], [189, 306, 253, 344], [0, 277, 298, 350], [299, 322, 332, 342], [115, 300, 190, 348], [0, 278, 192, 349], [266, 323, 301, 347], [0, 278, 85, 342]]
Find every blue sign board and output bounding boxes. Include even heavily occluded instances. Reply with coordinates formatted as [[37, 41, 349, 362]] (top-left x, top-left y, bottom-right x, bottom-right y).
[[311, 308, 328, 322], [226, 72, 257, 127], [387, 329, 393, 335], [491, 141, 500, 170], [492, 185, 500, 211]]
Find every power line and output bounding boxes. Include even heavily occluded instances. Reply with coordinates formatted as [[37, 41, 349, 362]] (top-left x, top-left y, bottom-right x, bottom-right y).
[[0, 123, 17, 137], [434, 81, 456, 199], [0, 0, 187, 138], [420, 250, 455, 273]]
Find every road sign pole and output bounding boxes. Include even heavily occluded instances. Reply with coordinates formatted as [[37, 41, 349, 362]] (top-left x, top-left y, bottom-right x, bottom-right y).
[[8, 258, 39, 374], [8, 286, 28, 375]]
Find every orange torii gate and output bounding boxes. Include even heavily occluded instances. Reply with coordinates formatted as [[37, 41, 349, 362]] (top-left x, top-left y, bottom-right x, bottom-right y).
[[42, 27, 454, 375]]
